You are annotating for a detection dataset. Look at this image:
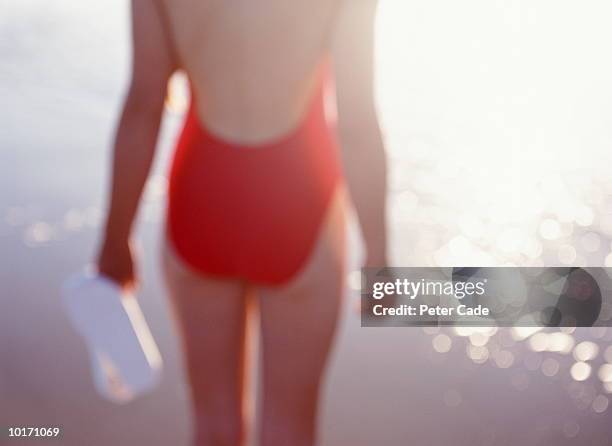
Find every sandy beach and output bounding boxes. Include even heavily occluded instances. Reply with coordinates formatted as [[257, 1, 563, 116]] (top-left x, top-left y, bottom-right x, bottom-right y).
[[2, 1, 612, 445]]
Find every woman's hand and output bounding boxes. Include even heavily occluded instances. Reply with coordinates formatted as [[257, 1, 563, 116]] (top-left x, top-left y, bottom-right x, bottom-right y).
[[365, 251, 388, 269], [96, 237, 138, 290], [365, 237, 388, 269]]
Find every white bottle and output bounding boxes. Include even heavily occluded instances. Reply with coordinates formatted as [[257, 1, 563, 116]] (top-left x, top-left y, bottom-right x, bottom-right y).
[[62, 269, 163, 404]]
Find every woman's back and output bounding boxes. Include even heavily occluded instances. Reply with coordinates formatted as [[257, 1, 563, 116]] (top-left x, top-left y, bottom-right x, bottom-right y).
[[162, 0, 343, 145]]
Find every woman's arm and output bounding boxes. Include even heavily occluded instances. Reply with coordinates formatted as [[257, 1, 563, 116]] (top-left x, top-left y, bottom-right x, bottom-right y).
[[333, 0, 388, 267], [97, 0, 177, 287]]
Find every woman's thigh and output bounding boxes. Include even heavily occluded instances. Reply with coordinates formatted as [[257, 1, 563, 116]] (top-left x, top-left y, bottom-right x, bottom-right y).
[[162, 241, 253, 439], [256, 187, 348, 436]]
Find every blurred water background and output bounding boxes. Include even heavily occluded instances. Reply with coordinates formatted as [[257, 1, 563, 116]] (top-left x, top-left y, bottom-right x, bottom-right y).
[[2, 1, 612, 444]]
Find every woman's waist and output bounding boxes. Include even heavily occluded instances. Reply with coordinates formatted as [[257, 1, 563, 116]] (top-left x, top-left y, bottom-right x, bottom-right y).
[[185, 104, 322, 149], [168, 117, 342, 198], [169, 131, 342, 186]]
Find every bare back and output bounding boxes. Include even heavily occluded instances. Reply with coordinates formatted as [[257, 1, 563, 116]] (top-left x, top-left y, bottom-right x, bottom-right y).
[[161, 0, 344, 145]]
